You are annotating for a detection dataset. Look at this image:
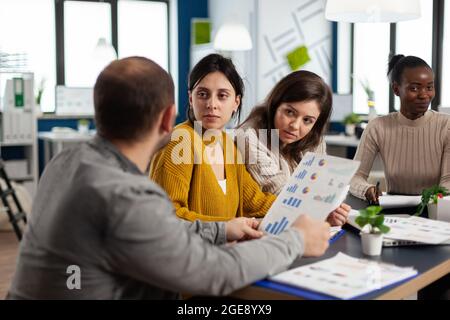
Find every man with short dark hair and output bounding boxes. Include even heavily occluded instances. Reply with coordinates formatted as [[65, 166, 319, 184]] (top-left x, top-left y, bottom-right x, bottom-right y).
[[8, 57, 330, 299]]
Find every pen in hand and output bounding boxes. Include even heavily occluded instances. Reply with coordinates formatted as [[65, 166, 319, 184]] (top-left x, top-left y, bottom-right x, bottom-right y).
[[374, 181, 380, 205], [372, 181, 381, 205], [367, 181, 381, 206]]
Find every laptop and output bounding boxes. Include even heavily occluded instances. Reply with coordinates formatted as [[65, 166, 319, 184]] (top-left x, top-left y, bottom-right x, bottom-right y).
[[347, 210, 450, 247]]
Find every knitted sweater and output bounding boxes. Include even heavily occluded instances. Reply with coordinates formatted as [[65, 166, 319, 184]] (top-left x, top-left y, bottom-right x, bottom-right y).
[[150, 121, 276, 221], [236, 124, 327, 195], [350, 110, 450, 199]]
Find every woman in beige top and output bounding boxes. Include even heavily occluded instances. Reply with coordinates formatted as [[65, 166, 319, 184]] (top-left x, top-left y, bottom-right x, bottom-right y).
[[237, 70, 349, 226], [350, 55, 450, 203]]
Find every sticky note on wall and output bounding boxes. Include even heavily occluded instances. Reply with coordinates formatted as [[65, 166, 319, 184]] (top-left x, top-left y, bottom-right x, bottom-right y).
[[286, 46, 311, 71], [192, 19, 211, 45]]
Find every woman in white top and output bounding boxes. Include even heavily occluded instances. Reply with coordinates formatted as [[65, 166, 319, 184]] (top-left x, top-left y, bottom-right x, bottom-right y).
[[237, 70, 349, 226]]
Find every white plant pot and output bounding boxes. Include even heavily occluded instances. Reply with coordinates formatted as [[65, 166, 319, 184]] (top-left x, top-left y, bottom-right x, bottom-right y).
[[427, 203, 437, 220], [360, 232, 383, 256], [345, 124, 355, 136]]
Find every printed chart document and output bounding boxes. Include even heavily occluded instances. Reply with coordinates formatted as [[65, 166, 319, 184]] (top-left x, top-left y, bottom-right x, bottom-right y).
[[260, 152, 360, 234], [270, 253, 418, 300], [384, 216, 450, 244], [348, 210, 450, 245]]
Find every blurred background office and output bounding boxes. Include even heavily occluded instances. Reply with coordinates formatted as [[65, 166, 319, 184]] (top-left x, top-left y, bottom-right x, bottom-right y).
[[0, 0, 450, 196], [1, 0, 450, 300]]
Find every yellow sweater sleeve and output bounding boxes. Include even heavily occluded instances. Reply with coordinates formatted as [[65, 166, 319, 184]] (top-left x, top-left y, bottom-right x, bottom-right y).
[[240, 164, 276, 218], [149, 135, 198, 222], [150, 126, 232, 222]]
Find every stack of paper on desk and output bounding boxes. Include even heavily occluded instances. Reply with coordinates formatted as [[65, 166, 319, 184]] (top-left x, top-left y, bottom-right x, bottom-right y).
[[260, 152, 360, 235], [383, 216, 450, 244], [378, 194, 422, 209], [270, 253, 418, 300], [348, 210, 450, 245]]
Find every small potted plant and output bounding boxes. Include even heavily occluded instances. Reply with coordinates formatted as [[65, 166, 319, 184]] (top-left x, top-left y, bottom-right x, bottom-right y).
[[77, 119, 90, 134], [355, 205, 390, 256], [416, 185, 449, 219], [343, 113, 361, 136]]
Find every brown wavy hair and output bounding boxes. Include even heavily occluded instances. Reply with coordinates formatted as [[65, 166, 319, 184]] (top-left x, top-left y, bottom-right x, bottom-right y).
[[239, 70, 332, 163]]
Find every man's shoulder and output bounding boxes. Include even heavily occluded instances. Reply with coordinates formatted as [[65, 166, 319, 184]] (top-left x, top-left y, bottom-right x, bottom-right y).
[[49, 143, 170, 203]]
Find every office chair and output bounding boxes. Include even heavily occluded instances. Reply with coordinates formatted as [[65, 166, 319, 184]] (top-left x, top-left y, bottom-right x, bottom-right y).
[[0, 158, 27, 241]]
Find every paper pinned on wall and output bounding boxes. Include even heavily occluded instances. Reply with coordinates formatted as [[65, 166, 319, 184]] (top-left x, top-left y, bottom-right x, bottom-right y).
[[286, 45, 311, 71], [191, 18, 211, 45]]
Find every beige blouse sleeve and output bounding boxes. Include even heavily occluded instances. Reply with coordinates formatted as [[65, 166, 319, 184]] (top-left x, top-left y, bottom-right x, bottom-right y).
[[235, 128, 289, 195], [350, 122, 380, 200]]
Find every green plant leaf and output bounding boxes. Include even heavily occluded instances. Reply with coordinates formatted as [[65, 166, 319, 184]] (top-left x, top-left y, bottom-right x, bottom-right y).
[[366, 205, 382, 216], [373, 214, 384, 227], [356, 205, 389, 234], [416, 185, 449, 215], [343, 113, 361, 125], [378, 224, 390, 234], [355, 216, 368, 228], [358, 209, 369, 218]]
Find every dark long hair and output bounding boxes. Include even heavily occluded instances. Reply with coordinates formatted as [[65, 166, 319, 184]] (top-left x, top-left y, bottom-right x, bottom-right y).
[[240, 70, 332, 163], [187, 54, 244, 123], [387, 54, 432, 85]]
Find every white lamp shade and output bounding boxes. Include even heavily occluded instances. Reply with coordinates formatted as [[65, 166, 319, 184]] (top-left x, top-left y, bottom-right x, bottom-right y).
[[325, 0, 421, 23], [213, 23, 252, 51], [93, 38, 117, 64]]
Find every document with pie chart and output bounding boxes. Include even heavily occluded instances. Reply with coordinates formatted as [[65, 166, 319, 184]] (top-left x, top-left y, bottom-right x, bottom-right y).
[[260, 152, 360, 235]]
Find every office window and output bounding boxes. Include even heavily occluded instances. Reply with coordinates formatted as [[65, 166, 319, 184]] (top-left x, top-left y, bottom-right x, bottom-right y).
[[352, 23, 390, 115], [395, 0, 433, 110], [336, 22, 352, 94], [442, 1, 450, 107], [64, 1, 112, 87], [118, 0, 169, 71], [0, 0, 56, 113]]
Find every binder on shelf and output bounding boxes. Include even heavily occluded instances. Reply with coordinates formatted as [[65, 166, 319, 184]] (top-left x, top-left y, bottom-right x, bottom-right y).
[[13, 77, 24, 108]]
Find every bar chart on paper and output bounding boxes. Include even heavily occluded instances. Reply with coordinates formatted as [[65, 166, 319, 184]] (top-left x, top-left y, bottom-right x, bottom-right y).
[[265, 216, 290, 235], [260, 152, 361, 232], [303, 156, 315, 166], [282, 197, 302, 208], [313, 193, 337, 204], [295, 169, 307, 180]]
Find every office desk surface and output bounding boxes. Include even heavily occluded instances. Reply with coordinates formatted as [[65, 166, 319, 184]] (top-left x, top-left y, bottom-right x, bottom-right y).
[[231, 195, 450, 300]]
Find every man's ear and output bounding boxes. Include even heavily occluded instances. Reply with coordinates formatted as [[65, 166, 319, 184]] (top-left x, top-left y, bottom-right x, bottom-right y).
[[160, 104, 176, 135], [392, 82, 400, 97]]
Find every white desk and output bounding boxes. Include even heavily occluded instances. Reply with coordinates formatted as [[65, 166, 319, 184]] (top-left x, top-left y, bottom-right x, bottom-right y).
[[38, 131, 96, 166]]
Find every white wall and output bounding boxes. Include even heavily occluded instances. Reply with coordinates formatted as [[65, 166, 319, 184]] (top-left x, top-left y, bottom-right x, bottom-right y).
[[208, 0, 257, 124], [208, 0, 332, 123]]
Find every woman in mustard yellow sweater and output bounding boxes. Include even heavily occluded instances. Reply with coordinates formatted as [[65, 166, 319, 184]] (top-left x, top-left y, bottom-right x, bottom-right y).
[[150, 54, 276, 221]]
